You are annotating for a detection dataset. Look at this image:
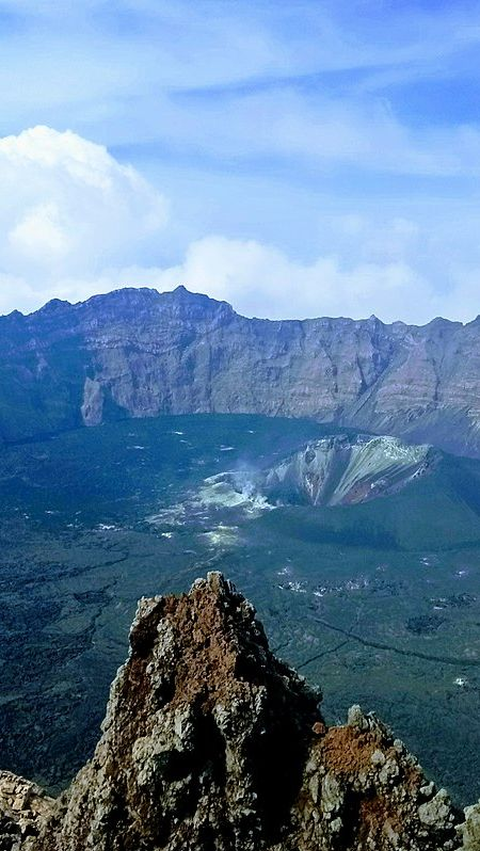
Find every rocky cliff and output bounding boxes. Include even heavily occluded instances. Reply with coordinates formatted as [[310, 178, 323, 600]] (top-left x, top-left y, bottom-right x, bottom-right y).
[[1, 286, 480, 456], [3, 572, 480, 851]]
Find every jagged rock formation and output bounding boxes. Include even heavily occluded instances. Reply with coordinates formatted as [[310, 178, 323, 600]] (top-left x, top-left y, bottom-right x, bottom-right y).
[[458, 802, 480, 850], [3, 572, 479, 849], [2, 286, 480, 456]]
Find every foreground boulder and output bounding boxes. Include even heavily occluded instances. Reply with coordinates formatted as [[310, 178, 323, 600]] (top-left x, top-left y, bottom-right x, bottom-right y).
[[3, 572, 479, 849]]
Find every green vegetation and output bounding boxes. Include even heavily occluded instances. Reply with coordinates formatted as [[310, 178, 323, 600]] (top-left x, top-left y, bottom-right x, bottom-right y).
[[0, 414, 480, 807]]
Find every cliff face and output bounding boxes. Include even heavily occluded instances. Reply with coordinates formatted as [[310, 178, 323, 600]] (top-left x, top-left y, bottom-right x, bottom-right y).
[[1, 286, 480, 456], [3, 572, 479, 851]]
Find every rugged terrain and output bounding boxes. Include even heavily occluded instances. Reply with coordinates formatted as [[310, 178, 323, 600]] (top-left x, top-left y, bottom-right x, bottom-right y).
[[181, 433, 435, 513], [1, 572, 480, 851], [1, 286, 480, 456]]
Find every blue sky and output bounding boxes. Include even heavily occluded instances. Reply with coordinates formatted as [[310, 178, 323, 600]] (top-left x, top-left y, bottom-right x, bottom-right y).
[[1, 0, 480, 321]]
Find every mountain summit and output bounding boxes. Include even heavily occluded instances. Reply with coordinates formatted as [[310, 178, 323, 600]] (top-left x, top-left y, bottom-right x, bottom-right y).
[[2, 572, 479, 850]]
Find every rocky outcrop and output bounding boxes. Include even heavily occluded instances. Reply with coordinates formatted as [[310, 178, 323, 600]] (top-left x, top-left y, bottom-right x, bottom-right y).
[[0, 772, 53, 850], [458, 803, 480, 850], [29, 573, 320, 851], [195, 434, 436, 511], [3, 572, 478, 849], [1, 286, 480, 456]]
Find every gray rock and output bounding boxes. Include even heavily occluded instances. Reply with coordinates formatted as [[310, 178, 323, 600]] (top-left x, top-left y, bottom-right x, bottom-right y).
[[457, 800, 480, 849], [418, 789, 452, 829]]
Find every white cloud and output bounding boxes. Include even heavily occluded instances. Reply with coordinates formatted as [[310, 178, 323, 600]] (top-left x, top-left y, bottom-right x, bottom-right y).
[[123, 235, 437, 324], [0, 126, 168, 286], [0, 124, 478, 326], [31, 234, 436, 326], [8, 201, 74, 264]]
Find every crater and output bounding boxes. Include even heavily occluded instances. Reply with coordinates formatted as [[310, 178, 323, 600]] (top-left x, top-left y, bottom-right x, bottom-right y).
[[262, 434, 436, 507]]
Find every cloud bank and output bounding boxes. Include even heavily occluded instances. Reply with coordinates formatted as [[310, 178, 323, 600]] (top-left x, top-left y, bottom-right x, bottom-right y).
[[0, 126, 167, 311], [0, 125, 478, 326]]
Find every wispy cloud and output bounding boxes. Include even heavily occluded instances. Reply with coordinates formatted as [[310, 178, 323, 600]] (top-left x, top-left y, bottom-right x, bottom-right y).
[[3, 1, 480, 178]]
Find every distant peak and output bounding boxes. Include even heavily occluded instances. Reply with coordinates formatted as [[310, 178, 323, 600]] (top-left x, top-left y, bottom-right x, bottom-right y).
[[426, 316, 457, 326], [169, 284, 208, 299], [36, 298, 71, 315], [78, 287, 162, 310], [164, 284, 235, 316], [169, 284, 201, 300]]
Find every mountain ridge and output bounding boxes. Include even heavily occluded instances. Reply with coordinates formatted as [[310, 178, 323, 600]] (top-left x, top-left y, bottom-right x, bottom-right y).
[[1, 285, 480, 457], [4, 285, 478, 329]]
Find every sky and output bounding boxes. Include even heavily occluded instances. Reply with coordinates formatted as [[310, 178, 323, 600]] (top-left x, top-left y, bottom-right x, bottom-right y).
[[1, 0, 480, 323]]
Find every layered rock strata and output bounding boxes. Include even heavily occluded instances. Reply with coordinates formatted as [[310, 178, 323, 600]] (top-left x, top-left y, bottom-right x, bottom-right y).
[[2, 286, 480, 456]]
